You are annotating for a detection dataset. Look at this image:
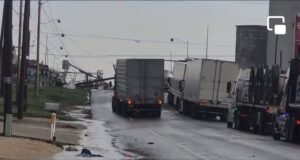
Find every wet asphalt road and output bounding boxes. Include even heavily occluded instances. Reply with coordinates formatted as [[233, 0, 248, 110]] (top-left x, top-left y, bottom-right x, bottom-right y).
[[91, 89, 300, 160]]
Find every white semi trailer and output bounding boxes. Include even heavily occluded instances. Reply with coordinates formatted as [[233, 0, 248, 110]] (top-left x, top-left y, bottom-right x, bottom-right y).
[[112, 59, 165, 117], [179, 59, 239, 120], [167, 61, 187, 109]]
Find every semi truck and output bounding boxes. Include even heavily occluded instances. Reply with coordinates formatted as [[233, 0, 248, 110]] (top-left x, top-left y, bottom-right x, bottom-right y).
[[179, 59, 238, 119], [167, 61, 187, 109], [273, 58, 300, 142], [227, 65, 285, 134], [112, 59, 165, 117]]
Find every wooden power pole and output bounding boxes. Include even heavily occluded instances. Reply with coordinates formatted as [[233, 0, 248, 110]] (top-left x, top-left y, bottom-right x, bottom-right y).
[[35, 0, 41, 97], [16, 0, 23, 102], [2, 0, 13, 136], [18, 0, 30, 119]]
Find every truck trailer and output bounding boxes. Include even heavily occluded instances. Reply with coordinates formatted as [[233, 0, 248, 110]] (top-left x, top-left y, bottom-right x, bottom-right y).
[[273, 58, 300, 142], [167, 61, 187, 109], [179, 59, 238, 119], [227, 65, 285, 134], [112, 59, 164, 117]]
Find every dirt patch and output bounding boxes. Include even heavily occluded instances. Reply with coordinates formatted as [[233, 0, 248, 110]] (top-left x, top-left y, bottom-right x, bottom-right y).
[[0, 137, 62, 160]]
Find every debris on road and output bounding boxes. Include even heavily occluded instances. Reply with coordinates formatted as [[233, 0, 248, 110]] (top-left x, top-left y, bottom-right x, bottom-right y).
[[77, 148, 103, 158]]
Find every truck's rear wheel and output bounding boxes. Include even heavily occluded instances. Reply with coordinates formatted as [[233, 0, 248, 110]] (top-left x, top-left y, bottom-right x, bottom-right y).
[[121, 103, 129, 117], [167, 93, 173, 106], [273, 133, 281, 140], [220, 114, 227, 122], [153, 110, 161, 118], [112, 98, 116, 113], [178, 100, 188, 115], [227, 122, 233, 128], [190, 105, 198, 119]]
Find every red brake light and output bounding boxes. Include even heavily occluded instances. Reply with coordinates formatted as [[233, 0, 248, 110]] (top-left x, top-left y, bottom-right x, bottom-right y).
[[295, 120, 300, 125], [127, 99, 132, 105], [266, 106, 273, 114], [158, 100, 162, 105]]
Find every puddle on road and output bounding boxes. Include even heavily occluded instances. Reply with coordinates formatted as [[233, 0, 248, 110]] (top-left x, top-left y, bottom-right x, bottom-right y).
[[52, 118, 144, 160]]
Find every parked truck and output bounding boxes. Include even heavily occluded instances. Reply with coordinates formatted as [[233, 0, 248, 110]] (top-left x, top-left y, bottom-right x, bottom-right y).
[[112, 59, 164, 117], [227, 65, 285, 134], [179, 59, 238, 120], [167, 61, 187, 109], [273, 58, 300, 142]]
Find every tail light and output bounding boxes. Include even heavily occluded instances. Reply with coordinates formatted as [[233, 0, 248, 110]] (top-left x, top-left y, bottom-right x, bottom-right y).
[[127, 98, 133, 105], [266, 106, 273, 114], [199, 100, 207, 106], [156, 97, 163, 105], [295, 120, 300, 125], [158, 99, 163, 105]]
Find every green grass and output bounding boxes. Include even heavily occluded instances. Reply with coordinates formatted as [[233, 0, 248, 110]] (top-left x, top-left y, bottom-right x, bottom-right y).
[[0, 86, 88, 120]]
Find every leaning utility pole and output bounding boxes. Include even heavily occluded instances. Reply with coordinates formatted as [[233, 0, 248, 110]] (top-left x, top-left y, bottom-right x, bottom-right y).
[[16, 0, 23, 102], [2, 0, 13, 136], [18, 0, 30, 119], [35, 0, 41, 97]]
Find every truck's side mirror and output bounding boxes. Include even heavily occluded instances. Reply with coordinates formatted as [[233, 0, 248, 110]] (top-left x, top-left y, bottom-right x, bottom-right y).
[[179, 80, 185, 90], [226, 81, 232, 94]]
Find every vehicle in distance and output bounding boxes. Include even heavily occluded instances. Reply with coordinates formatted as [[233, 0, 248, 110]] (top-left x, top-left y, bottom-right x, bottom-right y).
[[179, 59, 238, 120], [112, 59, 164, 117], [167, 61, 187, 109], [227, 65, 284, 135], [273, 58, 300, 142]]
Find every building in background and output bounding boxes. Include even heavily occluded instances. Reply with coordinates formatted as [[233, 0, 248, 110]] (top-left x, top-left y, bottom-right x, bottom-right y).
[[266, 0, 300, 70], [235, 25, 268, 69]]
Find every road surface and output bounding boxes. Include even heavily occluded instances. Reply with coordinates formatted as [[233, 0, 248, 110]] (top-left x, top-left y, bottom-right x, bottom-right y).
[[91, 89, 300, 160]]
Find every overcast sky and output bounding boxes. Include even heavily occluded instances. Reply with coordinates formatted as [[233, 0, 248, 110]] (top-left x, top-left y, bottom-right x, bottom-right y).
[[2, 1, 269, 79]]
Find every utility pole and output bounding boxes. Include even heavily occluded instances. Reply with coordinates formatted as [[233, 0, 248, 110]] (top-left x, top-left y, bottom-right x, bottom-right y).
[[274, 35, 279, 65], [45, 34, 48, 66], [170, 50, 172, 72], [205, 26, 209, 59], [16, 0, 23, 102], [0, 6, 6, 97], [18, 0, 30, 120], [2, 0, 13, 136], [35, 0, 41, 97], [186, 40, 189, 61]]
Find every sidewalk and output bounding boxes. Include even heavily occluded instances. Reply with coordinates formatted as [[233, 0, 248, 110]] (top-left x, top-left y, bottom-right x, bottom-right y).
[[0, 117, 86, 145], [0, 136, 62, 160]]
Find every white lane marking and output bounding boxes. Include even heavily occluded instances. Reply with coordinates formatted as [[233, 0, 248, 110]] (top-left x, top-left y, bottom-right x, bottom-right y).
[[147, 129, 210, 160]]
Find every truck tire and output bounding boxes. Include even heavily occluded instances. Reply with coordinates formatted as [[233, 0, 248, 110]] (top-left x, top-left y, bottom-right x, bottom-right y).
[[273, 133, 281, 140], [227, 122, 233, 128], [190, 104, 198, 119], [116, 100, 121, 114], [121, 103, 129, 117], [153, 110, 161, 118], [175, 98, 180, 110], [178, 100, 184, 114], [167, 93, 172, 105], [220, 114, 227, 122], [112, 98, 116, 113], [257, 112, 265, 135], [236, 114, 244, 130], [168, 93, 174, 106]]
